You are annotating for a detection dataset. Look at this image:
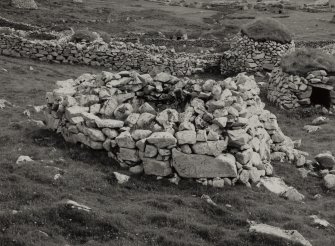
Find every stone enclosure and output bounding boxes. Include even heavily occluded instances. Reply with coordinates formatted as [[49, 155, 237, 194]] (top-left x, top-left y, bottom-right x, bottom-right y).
[[268, 68, 335, 109], [0, 29, 220, 77], [44, 71, 304, 186], [221, 33, 295, 75]]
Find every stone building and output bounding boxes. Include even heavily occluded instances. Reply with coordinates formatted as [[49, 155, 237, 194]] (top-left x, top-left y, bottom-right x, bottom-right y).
[[221, 18, 294, 75], [268, 68, 335, 110], [221, 33, 294, 75]]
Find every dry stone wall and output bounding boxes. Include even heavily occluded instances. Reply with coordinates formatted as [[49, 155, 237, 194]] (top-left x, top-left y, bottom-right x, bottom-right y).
[[0, 32, 221, 76], [268, 68, 335, 109], [44, 71, 303, 187], [221, 34, 295, 75]]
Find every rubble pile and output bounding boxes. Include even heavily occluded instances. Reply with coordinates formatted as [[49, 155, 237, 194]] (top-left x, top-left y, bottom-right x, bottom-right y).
[[44, 71, 302, 186]]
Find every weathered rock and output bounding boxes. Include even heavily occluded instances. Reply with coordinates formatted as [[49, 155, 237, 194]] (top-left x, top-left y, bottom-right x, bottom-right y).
[[228, 129, 251, 147], [144, 145, 158, 158], [118, 148, 140, 162], [315, 152, 335, 169], [249, 224, 312, 246], [136, 113, 156, 128], [147, 132, 177, 148], [142, 158, 172, 176], [95, 118, 124, 128], [131, 130, 152, 141], [86, 128, 105, 142], [115, 131, 136, 148], [172, 149, 237, 178], [192, 140, 228, 157], [175, 130, 196, 145], [323, 174, 335, 189]]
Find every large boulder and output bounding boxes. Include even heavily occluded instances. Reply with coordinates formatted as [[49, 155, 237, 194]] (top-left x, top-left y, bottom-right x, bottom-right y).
[[172, 149, 237, 178]]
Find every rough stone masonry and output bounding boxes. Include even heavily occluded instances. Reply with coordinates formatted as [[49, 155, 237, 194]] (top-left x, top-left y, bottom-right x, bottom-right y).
[[44, 71, 305, 186]]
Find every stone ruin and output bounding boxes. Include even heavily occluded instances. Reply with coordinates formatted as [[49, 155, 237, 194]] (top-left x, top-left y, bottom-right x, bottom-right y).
[[221, 33, 295, 75], [11, 0, 38, 9], [44, 71, 305, 187], [268, 68, 335, 110]]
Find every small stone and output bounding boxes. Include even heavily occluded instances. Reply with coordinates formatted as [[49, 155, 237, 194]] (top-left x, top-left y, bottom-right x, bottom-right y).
[[323, 174, 335, 189], [315, 152, 335, 169], [142, 158, 172, 176], [125, 113, 140, 126], [147, 132, 177, 148], [118, 148, 140, 162], [131, 130, 152, 141], [175, 130, 196, 145], [113, 172, 130, 184], [156, 109, 179, 127], [180, 144, 192, 154], [129, 165, 144, 174], [114, 103, 133, 120], [154, 72, 171, 83], [102, 128, 118, 139], [312, 116, 328, 125], [136, 139, 146, 152], [137, 113, 156, 128], [145, 145, 158, 158], [139, 102, 156, 114], [115, 131, 136, 148], [86, 128, 105, 142], [196, 130, 207, 142], [100, 98, 118, 117], [95, 119, 124, 128], [212, 177, 225, 188]]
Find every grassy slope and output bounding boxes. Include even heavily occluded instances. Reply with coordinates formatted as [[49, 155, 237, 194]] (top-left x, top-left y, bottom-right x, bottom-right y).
[[0, 0, 217, 36], [1, 56, 335, 246]]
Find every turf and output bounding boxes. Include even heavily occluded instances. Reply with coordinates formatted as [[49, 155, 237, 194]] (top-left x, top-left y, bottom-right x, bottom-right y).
[[281, 48, 335, 76], [240, 17, 292, 44]]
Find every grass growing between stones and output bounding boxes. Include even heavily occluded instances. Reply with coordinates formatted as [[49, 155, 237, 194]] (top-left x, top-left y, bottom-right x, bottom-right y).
[[1, 56, 335, 245]]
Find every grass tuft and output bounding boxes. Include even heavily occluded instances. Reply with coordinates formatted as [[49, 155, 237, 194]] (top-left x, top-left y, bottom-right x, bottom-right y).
[[281, 48, 335, 76], [241, 17, 292, 44]]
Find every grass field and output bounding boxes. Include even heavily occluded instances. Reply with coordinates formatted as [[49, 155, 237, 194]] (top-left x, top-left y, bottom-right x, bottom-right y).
[[0, 0, 335, 41], [1, 56, 335, 245]]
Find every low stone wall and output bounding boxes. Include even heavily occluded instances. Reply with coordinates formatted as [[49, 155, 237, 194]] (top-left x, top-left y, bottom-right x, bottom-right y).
[[0, 33, 221, 76], [268, 68, 335, 109], [221, 34, 295, 75], [115, 37, 230, 51], [44, 71, 303, 187], [296, 40, 335, 49]]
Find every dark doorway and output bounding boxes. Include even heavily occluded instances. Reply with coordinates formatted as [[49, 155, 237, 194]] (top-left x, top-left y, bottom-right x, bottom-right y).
[[310, 86, 331, 108]]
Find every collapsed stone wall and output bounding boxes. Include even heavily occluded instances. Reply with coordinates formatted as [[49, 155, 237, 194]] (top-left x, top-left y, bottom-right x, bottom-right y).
[[268, 68, 335, 109], [0, 32, 221, 76], [44, 71, 304, 186], [221, 34, 295, 75]]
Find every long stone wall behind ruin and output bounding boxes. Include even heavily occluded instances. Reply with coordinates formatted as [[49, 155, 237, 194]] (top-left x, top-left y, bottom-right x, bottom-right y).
[[0, 33, 221, 76]]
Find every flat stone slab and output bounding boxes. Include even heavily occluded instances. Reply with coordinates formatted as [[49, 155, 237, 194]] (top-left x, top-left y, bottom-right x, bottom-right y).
[[249, 223, 312, 246], [172, 149, 237, 178]]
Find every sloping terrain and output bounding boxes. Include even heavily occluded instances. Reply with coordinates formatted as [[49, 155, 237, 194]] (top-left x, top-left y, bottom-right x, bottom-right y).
[[1, 55, 335, 246]]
